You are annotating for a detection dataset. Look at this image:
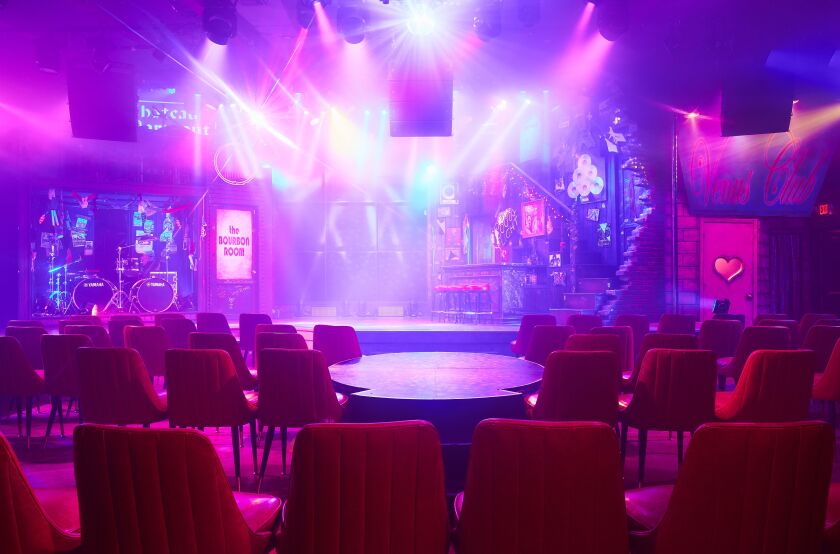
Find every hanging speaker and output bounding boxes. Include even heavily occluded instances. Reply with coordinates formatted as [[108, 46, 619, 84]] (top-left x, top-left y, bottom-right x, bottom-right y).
[[67, 63, 138, 142], [721, 67, 794, 137]]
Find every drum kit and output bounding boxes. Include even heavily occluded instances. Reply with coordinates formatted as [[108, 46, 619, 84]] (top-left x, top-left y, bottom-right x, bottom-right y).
[[46, 244, 179, 315]]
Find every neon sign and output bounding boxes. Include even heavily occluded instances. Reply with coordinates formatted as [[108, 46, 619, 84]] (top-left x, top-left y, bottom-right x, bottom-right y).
[[137, 101, 210, 136]]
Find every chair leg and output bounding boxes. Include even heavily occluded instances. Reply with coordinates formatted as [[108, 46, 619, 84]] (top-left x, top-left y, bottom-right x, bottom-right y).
[[231, 425, 241, 491], [25, 397, 33, 450], [638, 429, 648, 486], [829, 401, 837, 431], [259, 426, 276, 482], [57, 397, 65, 438], [281, 426, 289, 475], [16, 397, 22, 438], [66, 397, 74, 419], [249, 420, 258, 475], [44, 397, 58, 447], [676, 431, 684, 467], [620, 422, 628, 466], [717, 375, 726, 391]]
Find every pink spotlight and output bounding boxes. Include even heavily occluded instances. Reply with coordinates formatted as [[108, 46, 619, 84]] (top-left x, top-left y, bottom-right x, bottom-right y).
[[313, 1, 339, 45], [573, 2, 596, 40]]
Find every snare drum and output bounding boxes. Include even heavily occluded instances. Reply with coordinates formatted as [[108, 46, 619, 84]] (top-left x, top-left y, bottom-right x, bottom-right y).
[[130, 277, 175, 313], [72, 277, 116, 311]]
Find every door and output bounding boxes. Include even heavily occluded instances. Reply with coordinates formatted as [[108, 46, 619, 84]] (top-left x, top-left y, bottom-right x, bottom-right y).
[[207, 206, 257, 315], [700, 219, 758, 325]]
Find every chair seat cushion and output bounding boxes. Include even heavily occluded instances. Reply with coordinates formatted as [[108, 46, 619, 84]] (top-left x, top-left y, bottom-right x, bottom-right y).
[[34, 487, 81, 535], [717, 357, 734, 376], [233, 492, 282, 534], [825, 483, 840, 547], [714, 391, 734, 416], [624, 484, 674, 531]]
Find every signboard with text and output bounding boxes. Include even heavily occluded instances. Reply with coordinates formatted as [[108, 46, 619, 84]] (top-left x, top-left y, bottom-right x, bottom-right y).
[[679, 111, 835, 217], [216, 209, 253, 280]]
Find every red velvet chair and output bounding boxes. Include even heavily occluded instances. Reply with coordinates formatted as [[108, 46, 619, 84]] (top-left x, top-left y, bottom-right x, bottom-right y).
[[455, 420, 628, 554], [66, 314, 102, 325], [153, 312, 186, 326], [824, 483, 840, 552], [813, 341, 840, 427], [42, 334, 93, 444], [523, 324, 574, 365], [160, 316, 197, 349], [800, 313, 837, 345], [73, 425, 280, 554], [254, 323, 297, 337], [801, 325, 840, 374], [312, 324, 363, 367], [106, 315, 143, 348], [255, 332, 308, 372], [278, 421, 449, 554], [625, 422, 833, 554], [615, 314, 651, 363], [622, 333, 699, 392], [717, 325, 791, 390], [757, 317, 800, 346], [566, 333, 622, 361], [526, 350, 620, 426], [754, 313, 790, 325], [189, 332, 258, 390], [620, 349, 717, 484], [62, 324, 112, 348], [592, 325, 634, 373], [712, 313, 746, 326], [510, 314, 556, 356], [716, 350, 815, 422], [0, 337, 46, 449], [4, 325, 47, 370], [76, 347, 167, 426], [698, 318, 742, 359], [124, 325, 169, 380], [816, 319, 840, 327], [657, 313, 696, 335], [257, 348, 344, 477], [0, 433, 81, 553], [196, 312, 233, 334], [239, 313, 273, 363], [165, 349, 259, 487], [566, 313, 603, 334], [5, 319, 46, 328]]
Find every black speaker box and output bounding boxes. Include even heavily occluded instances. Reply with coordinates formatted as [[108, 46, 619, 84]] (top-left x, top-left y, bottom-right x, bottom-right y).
[[67, 64, 138, 142], [721, 67, 794, 137]]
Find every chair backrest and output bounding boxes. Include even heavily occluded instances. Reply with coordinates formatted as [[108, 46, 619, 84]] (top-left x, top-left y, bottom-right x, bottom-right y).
[[565, 333, 621, 360], [591, 326, 634, 372], [0, 337, 44, 397], [67, 314, 103, 325], [4, 326, 47, 369], [41, 333, 93, 397], [153, 312, 186, 326], [614, 314, 650, 360], [813, 341, 840, 401], [254, 323, 297, 336], [188, 332, 256, 389], [815, 319, 840, 327], [510, 314, 556, 356], [0, 434, 80, 554], [566, 313, 603, 334], [524, 325, 574, 365], [626, 333, 699, 388], [280, 421, 449, 554], [124, 325, 169, 378], [255, 333, 308, 371], [649, 422, 833, 553], [5, 319, 45, 329], [728, 325, 792, 382], [312, 324, 362, 367], [238, 313, 273, 352], [799, 313, 837, 343], [698, 318, 743, 359], [73, 425, 275, 554], [458, 420, 628, 554], [712, 313, 746, 326], [257, 349, 342, 428], [195, 312, 232, 334], [658, 313, 696, 335], [716, 350, 816, 422], [165, 349, 253, 427], [757, 318, 800, 346], [63, 325, 112, 348], [624, 349, 717, 431], [754, 313, 790, 325], [801, 325, 840, 373], [107, 316, 143, 348], [76, 347, 166, 425], [534, 351, 620, 425], [160, 317, 197, 349]]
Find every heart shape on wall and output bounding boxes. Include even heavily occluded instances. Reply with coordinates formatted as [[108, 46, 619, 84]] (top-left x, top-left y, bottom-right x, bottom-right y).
[[714, 257, 744, 283]]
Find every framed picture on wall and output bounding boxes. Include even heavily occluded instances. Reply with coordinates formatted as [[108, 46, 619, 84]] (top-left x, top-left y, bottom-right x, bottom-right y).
[[521, 199, 546, 239]]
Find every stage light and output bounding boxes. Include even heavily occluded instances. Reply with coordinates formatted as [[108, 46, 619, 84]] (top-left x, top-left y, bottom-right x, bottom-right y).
[[686, 110, 700, 119], [517, 0, 541, 27], [310, 117, 321, 126], [338, 4, 367, 44], [203, 0, 237, 45], [407, 6, 436, 36], [595, 0, 628, 41], [297, 0, 315, 29], [474, 1, 502, 41]]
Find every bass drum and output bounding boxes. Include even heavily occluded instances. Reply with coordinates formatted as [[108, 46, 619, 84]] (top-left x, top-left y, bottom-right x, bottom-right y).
[[72, 278, 116, 312], [130, 278, 175, 313]]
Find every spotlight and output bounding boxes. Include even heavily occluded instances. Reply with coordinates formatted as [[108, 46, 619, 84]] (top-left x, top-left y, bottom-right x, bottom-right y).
[[296, 0, 330, 29], [407, 6, 436, 36], [685, 110, 700, 120], [595, 0, 628, 42], [338, 4, 367, 44], [203, 0, 237, 45], [473, 1, 502, 41], [517, 0, 541, 28]]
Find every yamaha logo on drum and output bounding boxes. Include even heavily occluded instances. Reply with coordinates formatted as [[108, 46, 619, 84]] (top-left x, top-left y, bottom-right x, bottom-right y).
[[84, 282, 105, 287], [148, 282, 165, 287]]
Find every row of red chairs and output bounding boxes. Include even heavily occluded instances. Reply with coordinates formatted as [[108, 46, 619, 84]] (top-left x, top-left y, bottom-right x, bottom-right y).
[[3, 419, 840, 553]]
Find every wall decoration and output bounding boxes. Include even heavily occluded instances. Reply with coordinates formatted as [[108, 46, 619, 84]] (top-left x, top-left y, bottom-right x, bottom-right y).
[[567, 154, 606, 203], [520, 199, 546, 238], [713, 256, 745, 283], [216, 209, 253, 280]]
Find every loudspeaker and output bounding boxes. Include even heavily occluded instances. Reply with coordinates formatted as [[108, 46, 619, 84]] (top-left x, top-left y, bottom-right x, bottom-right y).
[[721, 67, 794, 137], [389, 63, 453, 137], [67, 64, 138, 142]]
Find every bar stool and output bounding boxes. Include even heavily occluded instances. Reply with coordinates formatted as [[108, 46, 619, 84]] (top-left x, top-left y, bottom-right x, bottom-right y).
[[464, 283, 492, 323]]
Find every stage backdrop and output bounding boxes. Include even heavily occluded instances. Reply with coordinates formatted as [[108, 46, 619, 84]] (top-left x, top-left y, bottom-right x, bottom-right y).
[[679, 107, 836, 217], [216, 208, 253, 280]]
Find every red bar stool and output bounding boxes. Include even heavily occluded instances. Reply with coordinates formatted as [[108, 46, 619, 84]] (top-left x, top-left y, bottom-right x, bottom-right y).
[[463, 283, 492, 323]]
